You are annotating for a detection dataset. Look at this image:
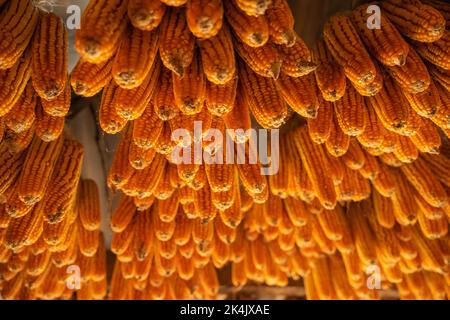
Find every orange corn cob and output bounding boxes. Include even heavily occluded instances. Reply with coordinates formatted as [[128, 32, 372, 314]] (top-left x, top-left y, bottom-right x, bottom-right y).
[[154, 67, 179, 121], [235, 0, 271, 16], [133, 211, 154, 261], [4, 82, 36, 133], [381, 0, 445, 43], [421, 153, 450, 188], [111, 197, 136, 233], [0, 0, 39, 70], [70, 58, 113, 97], [4, 124, 35, 154], [240, 63, 288, 129], [323, 14, 376, 86], [351, 62, 384, 97], [159, 8, 195, 77], [0, 144, 23, 200], [276, 73, 319, 119], [278, 34, 316, 78], [293, 126, 337, 210], [352, 3, 410, 66], [373, 161, 396, 197], [128, 0, 167, 31], [78, 180, 101, 231], [206, 78, 237, 117], [0, 49, 32, 116], [386, 47, 431, 94], [17, 136, 63, 205], [235, 40, 281, 79], [410, 119, 441, 154], [5, 202, 43, 251], [413, 30, 450, 70], [403, 81, 442, 118], [325, 115, 350, 157], [223, 92, 252, 144], [155, 122, 177, 155], [417, 210, 448, 240], [133, 104, 164, 150], [108, 130, 134, 188], [312, 38, 346, 102], [43, 139, 83, 224], [32, 12, 68, 101], [172, 54, 206, 115], [153, 167, 176, 199], [236, 144, 267, 195], [78, 227, 99, 257], [372, 190, 396, 229], [35, 104, 65, 142], [224, 0, 269, 47], [334, 84, 367, 136], [186, 0, 223, 39], [112, 27, 159, 89], [307, 95, 333, 144], [266, 0, 295, 46], [99, 82, 128, 134], [128, 143, 156, 170], [341, 139, 365, 170], [393, 135, 419, 163], [75, 0, 128, 63], [134, 194, 155, 211], [317, 206, 350, 242], [114, 58, 161, 120], [41, 81, 70, 117]]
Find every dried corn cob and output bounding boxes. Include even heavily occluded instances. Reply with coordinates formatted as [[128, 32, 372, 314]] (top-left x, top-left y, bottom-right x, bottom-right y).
[[313, 38, 346, 102], [325, 115, 350, 157], [0, 0, 39, 69], [224, 0, 269, 47], [306, 95, 333, 144], [108, 130, 134, 188], [17, 136, 63, 205], [323, 14, 376, 86], [40, 81, 70, 117], [352, 3, 410, 67], [223, 92, 252, 144], [240, 63, 288, 128], [278, 34, 316, 78], [235, 40, 281, 79], [129, 143, 156, 170], [132, 104, 164, 150], [381, 0, 445, 43], [334, 84, 367, 136], [5, 202, 43, 250], [409, 119, 441, 154], [78, 180, 101, 231], [70, 58, 113, 97], [0, 49, 32, 116], [387, 47, 431, 94], [4, 82, 36, 133], [114, 58, 161, 120], [393, 135, 419, 163], [35, 104, 65, 142], [43, 139, 83, 224], [173, 54, 206, 115], [75, 0, 128, 63], [186, 0, 223, 39], [403, 81, 442, 119], [265, 0, 295, 46], [128, 0, 166, 31], [159, 8, 195, 77], [112, 27, 159, 89], [32, 12, 68, 101], [413, 30, 450, 70], [99, 82, 128, 134], [276, 73, 319, 119]]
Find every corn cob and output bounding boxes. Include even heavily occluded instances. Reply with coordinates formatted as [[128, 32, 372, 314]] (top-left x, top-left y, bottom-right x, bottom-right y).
[[276, 73, 319, 119], [411, 226, 446, 273], [78, 180, 101, 231], [155, 122, 176, 155], [410, 119, 441, 154], [134, 211, 154, 261], [312, 38, 346, 102], [351, 62, 384, 97], [35, 104, 65, 142], [4, 82, 36, 133], [352, 3, 410, 67], [70, 58, 113, 98], [417, 210, 448, 240], [186, 0, 223, 39], [373, 160, 397, 197], [323, 14, 376, 86], [235, 40, 281, 79], [132, 104, 163, 150], [108, 130, 134, 188], [235, 143, 267, 195], [391, 173, 419, 225], [240, 63, 288, 129], [223, 92, 252, 144], [159, 8, 195, 77], [306, 95, 333, 144], [293, 126, 336, 209], [432, 82, 450, 129], [78, 226, 99, 257], [0, 0, 39, 70], [372, 189, 396, 229], [421, 153, 450, 188], [134, 194, 155, 212], [42, 139, 83, 224], [0, 49, 31, 116], [114, 58, 161, 120], [99, 82, 128, 134], [334, 84, 367, 136], [264, 0, 295, 46], [153, 168, 176, 199], [393, 135, 419, 163], [381, 0, 445, 43], [206, 77, 237, 117], [112, 26, 159, 90], [404, 83, 442, 120], [387, 47, 431, 94], [325, 115, 350, 157], [5, 125, 35, 154], [414, 30, 450, 71], [75, 0, 128, 63], [32, 12, 68, 101], [128, 0, 166, 31], [278, 34, 315, 78], [40, 80, 70, 117], [224, 0, 269, 47], [128, 143, 156, 170], [110, 197, 136, 233], [5, 202, 43, 250], [172, 54, 206, 115], [153, 68, 178, 121], [5, 186, 34, 219], [17, 136, 63, 205]]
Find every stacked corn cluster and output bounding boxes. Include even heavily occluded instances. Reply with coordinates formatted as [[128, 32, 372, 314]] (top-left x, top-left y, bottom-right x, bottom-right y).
[[98, 0, 450, 300], [0, 0, 71, 148], [0, 134, 107, 300]]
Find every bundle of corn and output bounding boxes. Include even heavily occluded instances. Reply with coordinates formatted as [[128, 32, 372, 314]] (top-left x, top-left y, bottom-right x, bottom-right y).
[[72, 0, 319, 134], [0, 1, 70, 145], [0, 133, 106, 300]]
